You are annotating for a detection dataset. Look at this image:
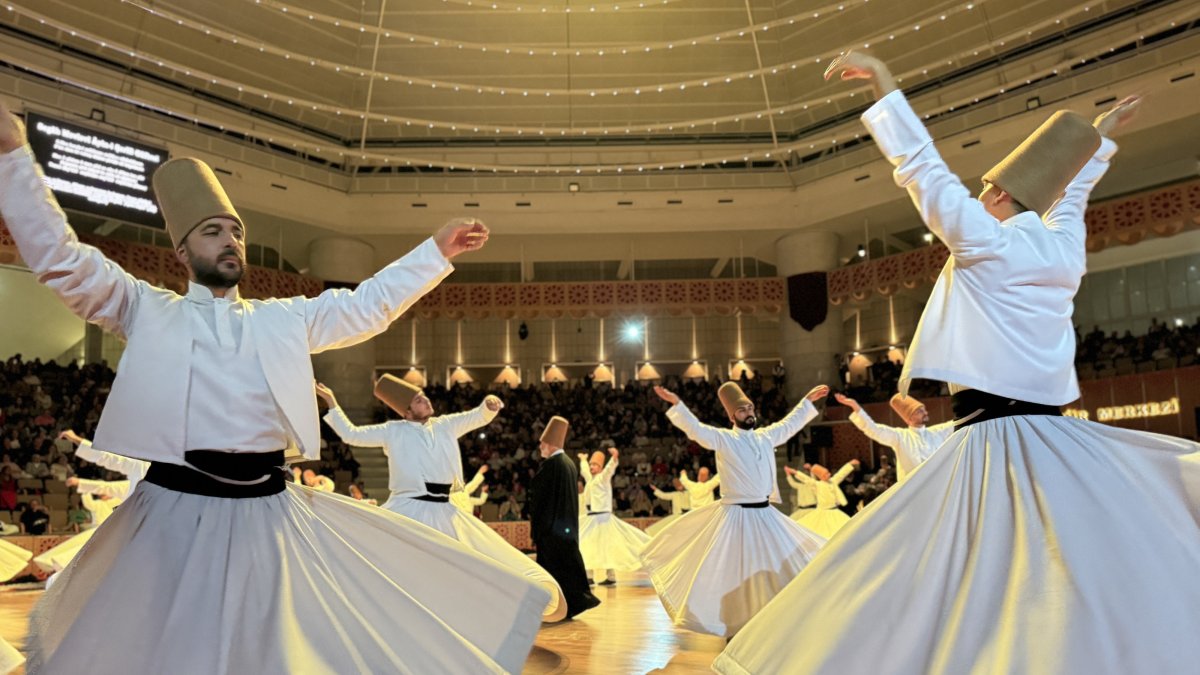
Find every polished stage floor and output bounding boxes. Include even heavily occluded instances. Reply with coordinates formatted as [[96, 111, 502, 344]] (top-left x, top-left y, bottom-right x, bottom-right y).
[[0, 577, 726, 674]]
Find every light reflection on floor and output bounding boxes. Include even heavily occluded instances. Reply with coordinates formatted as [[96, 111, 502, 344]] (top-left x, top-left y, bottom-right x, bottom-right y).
[[0, 577, 726, 675]]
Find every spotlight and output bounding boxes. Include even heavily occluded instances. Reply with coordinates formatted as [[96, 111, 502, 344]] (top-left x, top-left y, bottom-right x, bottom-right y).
[[568, 182, 580, 193], [1175, 318, 1185, 327], [856, 244, 866, 258], [923, 233, 934, 243], [623, 323, 643, 341]]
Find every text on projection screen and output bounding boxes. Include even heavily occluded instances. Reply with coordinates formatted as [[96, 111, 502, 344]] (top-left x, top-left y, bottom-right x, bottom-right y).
[[28, 112, 167, 229]]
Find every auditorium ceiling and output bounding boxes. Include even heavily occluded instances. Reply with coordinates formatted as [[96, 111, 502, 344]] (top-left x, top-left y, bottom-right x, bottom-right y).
[[3, 0, 1197, 177]]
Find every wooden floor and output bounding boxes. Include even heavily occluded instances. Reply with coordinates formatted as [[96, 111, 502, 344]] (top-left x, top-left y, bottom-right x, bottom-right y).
[[0, 577, 725, 674]]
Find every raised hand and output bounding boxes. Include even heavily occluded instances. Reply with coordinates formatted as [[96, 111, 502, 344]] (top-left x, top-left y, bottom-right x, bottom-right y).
[[805, 385, 831, 402], [483, 395, 504, 412], [58, 430, 85, 446], [434, 218, 489, 259], [833, 393, 861, 412], [822, 51, 897, 99], [314, 382, 337, 408], [608, 447, 619, 459], [1093, 95, 1142, 138], [653, 386, 680, 405]]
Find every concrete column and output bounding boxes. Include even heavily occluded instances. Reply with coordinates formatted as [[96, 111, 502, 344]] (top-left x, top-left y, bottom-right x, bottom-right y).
[[307, 237, 378, 420], [775, 230, 843, 403]]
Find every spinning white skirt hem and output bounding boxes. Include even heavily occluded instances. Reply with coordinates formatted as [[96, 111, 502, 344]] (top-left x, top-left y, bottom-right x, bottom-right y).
[[578, 512, 651, 572], [385, 495, 568, 622], [640, 502, 825, 637], [27, 481, 550, 675], [716, 416, 1200, 674]]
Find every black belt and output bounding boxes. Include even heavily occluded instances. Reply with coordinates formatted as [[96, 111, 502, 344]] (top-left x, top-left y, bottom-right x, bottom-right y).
[[681, 509, 690, 513], [952, 389, 1062, 430], [734, 501, 770, 509], [587, 511, 610, 516], [413, 482, 451, 503], [145, 450, 286, 498]]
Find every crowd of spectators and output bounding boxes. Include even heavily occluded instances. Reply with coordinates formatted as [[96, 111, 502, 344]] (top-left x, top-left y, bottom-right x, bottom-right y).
[[1075, 317, 1200, 376], [0, 354, 361, 534], [834, 316, 1200, 405]]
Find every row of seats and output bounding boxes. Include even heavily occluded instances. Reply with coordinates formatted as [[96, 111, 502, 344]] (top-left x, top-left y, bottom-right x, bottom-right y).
[[1077, 354, 1196, 379]]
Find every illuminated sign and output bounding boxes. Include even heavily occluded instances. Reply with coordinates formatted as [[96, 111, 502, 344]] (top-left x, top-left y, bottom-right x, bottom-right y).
[[27, 112, 167, 229], [1063, 408, 1090, 420], [1095, 397, 1180, 422]]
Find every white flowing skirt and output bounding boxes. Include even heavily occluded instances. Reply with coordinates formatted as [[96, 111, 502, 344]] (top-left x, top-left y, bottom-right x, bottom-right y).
[[385, 495, 568, 622], [27, 481, 550, 675], [578, 512, 651, 572], [645, 513, 683, 537], [0, 637, 22, 675], [640, 502, 825, 637], [715, 416, 1200, 675], [794, 507, 851, 540], [32, 528, 96, 574], [0, 538, 31, 581]]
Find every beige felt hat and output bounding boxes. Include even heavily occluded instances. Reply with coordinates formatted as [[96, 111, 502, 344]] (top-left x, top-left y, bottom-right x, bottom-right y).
[[982, 111, 1101, 215], [152, 157, 243, 247]]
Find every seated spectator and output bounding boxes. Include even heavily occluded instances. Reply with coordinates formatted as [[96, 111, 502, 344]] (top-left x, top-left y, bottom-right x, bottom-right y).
[[67, 494, 90, 533], [0, 467, 16, 511], [25, 453, 50, 479], [498, 494, 523, 521], [630, 488, 653, 517], [21, 498, 50, 534], [50, 455, 74, 482]]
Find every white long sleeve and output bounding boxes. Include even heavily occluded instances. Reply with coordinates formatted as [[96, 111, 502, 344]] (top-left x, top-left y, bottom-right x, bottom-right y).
[[861, 89, 1116, 405], [323, 407, 389, 450]]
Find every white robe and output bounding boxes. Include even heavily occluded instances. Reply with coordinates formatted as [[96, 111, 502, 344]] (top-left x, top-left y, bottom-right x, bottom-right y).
[[785, 471, 816, 518], [324, 404, 568, 622], [640, 400, 826, 637], [849, 409, 956, 481], [716, 89, 1200, 675], [789, 463, 855, 539], [1, 146, 548, 674], [577, 457, 650, 573], [645, 488, 690, 537], [451, 468, 487, 514], [34, 479, 129, 576], [679, 471, 720, 508]]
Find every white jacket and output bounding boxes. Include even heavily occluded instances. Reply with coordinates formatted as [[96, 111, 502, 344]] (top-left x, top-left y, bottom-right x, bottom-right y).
[[0, 147, 451, 463]]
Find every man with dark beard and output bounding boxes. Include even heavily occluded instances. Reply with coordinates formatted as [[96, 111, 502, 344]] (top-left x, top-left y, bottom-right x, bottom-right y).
[[0, 104, 550, 674], [638, 382, 830, 637]]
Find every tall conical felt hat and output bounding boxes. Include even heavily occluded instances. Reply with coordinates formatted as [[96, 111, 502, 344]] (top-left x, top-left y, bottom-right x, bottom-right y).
[[152, 157, 243, 247], [889, 394, 925, 424], [718, 382, 752, 418], [982, 111, 1101, 215], [374, 374, 422, 415], [540, 416, 570, 449], [810, 464, 831, 481]]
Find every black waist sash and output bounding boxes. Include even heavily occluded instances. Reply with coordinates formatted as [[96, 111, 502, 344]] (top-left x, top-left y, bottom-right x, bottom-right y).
[[413, 482, 452, 503], [734, 500, 770, 509], [145, 450, 286, 498], [681, 508, 691, 513], [952, 389, 1062, 430], [586, 511, 611, 516]]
